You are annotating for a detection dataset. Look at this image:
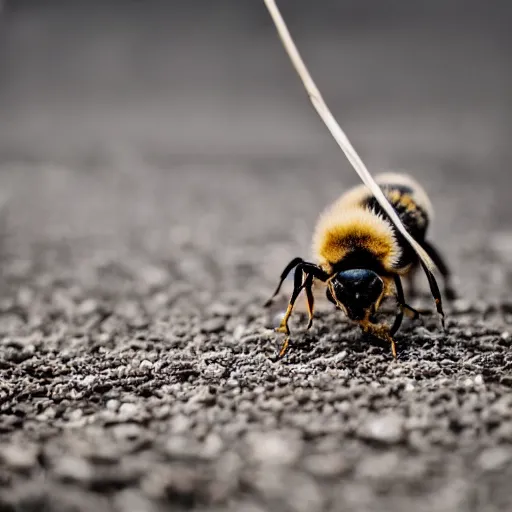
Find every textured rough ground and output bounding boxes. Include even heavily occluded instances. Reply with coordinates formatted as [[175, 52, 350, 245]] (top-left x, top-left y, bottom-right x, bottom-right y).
[[0, 160, 510, 512], [0, 2, 512, 512]]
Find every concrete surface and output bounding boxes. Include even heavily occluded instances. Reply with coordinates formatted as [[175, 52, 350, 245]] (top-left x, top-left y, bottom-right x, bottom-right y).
[[0, 2, 511, 511]]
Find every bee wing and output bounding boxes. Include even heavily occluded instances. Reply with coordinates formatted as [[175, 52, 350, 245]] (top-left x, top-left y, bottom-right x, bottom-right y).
[[262, 0, 437, 275]]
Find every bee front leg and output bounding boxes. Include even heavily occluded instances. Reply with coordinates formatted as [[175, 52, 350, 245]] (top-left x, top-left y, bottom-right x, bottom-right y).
[[277, 336, 291, 359], [276, 304, 293, 335], [360, 320, 397, 359], [276, 263, 329, 335], [275, 263, 307, 335], [303, 273, 315, 330], [264, 257, 304, 308]]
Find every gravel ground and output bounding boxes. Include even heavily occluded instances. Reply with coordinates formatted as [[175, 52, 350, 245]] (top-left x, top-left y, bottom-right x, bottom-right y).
[[0, 159, 510, 512], [0, 3, 511, 512]]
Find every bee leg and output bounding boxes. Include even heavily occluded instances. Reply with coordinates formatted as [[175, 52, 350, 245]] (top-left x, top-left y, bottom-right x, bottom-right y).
[[390, 275, 421, 328], [390, 275, 405, 336], [303, 273, 315, 329], [421, 240, 457, 301], [277, 336, 291, 359], [419, 261, 446, 330], [275, 275, 314, 360], [360, 320, 397, 359], [390, 335, 397, 359], [276, 304, 293, 335], [301, 264, 330, 329], [276, 263, 309, 335], [264, 257, 304, 307], [276, 263, 329, 335], [402, 304, 422, 320]]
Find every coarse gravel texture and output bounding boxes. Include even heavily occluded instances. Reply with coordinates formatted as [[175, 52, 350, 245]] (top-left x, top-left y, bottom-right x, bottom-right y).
[[0, 2, 512, 512], [0, 159, 510, 512]]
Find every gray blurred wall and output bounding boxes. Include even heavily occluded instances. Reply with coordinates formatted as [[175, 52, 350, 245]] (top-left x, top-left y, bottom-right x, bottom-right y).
[[0, 0, 511, 166]]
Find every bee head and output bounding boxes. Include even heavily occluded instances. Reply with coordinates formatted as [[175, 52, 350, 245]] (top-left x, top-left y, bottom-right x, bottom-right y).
[[327, 269, 384, 321]]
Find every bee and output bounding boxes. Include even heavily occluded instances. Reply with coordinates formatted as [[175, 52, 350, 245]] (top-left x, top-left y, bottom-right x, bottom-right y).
[[265, 172, 456, 358], [261, 1, 458, 358]]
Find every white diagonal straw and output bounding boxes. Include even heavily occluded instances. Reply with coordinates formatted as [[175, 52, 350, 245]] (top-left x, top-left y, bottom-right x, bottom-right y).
[[262, 0, 437, 274]]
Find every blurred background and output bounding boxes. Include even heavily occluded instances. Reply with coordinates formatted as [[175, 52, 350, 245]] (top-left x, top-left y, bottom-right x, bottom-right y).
[[0, 0, 510, 299], [1, 5, 512, 510], [1, 0, 511, 163]]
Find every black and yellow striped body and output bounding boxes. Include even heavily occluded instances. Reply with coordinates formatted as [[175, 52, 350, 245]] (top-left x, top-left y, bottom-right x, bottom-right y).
[[266, 172, 454, 359], [313, 173, 432, 277], [351, 173, 432, 272]]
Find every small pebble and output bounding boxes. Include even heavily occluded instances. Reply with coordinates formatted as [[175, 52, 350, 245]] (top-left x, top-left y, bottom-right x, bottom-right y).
[[202, 363, 226, 379], [358, 414, 405, 445], [106, 399, 120, 412], [139, 359, 153, 371], [111, 424, 144, 441], [303, 453, 347, 477], [246, 430, 303, 466], [114, 490, 157, 512], [53, 456, 94, 483], [0, 444, 38, 472], [119, 402, 140, 417], [201, 318, 225, 333], [478, 447, 512, 471]]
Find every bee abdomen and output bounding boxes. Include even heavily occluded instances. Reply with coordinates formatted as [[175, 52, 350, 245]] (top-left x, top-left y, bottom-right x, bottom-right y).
[[313, 173, 433, 274], [363, 182, 430, 270]]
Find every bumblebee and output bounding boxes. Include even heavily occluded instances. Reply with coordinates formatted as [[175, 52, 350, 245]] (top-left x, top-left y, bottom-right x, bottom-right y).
[[265, 172, 456, 358]]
